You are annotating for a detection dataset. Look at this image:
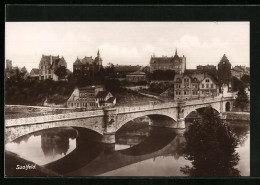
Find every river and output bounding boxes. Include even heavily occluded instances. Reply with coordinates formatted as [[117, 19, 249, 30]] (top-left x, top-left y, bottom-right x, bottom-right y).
[[5, 118, 250, 176]]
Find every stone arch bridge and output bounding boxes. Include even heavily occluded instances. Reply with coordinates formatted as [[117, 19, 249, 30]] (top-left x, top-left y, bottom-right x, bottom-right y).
[[5, 96, 234, 144]]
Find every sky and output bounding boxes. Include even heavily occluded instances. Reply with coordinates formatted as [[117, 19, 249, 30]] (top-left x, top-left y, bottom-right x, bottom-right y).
[[5, 22, 249, 72]]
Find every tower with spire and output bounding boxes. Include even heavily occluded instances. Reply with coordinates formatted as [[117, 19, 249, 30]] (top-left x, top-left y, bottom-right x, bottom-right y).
[[94, 49, 103, 70]]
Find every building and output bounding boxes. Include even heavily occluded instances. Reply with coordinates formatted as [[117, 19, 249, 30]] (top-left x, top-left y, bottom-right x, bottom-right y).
[[218, 54, 232, 90], [150, 49, 186, 74], [126, 71, 146, 83], [39, 55, 67, 81], [173, 71, 219, 101], [113, 65, 142, 79], [73, 50, 102, 79], [29, 68, 40, 78], [140, 66, 150, 73], [67, 85, 116, 109], [197, 65, 217, 72], [231, 65, 250, 79], [6, 59, 12, 71], [5, 59, 29, 80]]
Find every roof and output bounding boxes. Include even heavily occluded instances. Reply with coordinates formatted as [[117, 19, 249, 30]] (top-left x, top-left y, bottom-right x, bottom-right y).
[[81, 57, 93, 64], [79, 85, 104, 90], [114, 65, 141, 72], [40, 55, 59, 65], [74, 58, 82, 65], [96, 91, 110, 98], [73, 56, 95, 65], [127, 70, 146, 75], [106, 97, 116, 103], [219, 54, 231, 65], [202, 73, 219, 85], [30, 68, 39, 74]]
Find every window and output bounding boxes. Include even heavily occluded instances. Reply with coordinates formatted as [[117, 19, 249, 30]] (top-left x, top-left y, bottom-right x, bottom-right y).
[[184, 78, 189, 82], [206, 79, 210, 82], [206, 84, 209, 88], [211, 84, 214, 88], [202, 84, 204, 88]]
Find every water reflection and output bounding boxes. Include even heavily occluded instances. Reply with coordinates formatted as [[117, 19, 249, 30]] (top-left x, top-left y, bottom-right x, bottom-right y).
[[5, 127, 78, 165], [41, 128, 78, 158]]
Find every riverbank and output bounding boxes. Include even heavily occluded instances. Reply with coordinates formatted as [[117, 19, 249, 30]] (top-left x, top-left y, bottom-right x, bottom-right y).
[[5, 151, 61, 177], [223, 112, 250, 121]]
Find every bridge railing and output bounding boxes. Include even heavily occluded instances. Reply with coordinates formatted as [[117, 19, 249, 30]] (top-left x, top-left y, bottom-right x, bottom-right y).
[[116, 101, 178, 114], [5, 109, 104, 127]]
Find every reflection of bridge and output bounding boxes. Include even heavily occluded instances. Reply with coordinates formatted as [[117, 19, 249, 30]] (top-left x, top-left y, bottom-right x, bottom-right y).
[[44, 130, 185, 176], [5, 96, 234, 143]]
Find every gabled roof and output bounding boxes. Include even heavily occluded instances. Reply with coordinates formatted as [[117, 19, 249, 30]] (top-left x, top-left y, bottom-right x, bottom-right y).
[[30, 68, 39, 74], [96, 91, 110, 98], [201, 73, 219, 85], [74, 58, 82, 65], [219, 54, 231, 65], [106, 97, 116, 103]]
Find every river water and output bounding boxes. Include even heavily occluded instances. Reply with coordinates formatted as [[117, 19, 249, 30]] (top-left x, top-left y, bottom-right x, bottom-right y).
[[5, 118, 250, 176]]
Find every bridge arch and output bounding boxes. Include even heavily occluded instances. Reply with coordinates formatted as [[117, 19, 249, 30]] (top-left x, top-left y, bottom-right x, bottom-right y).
[[115, 111, 178, 132], [6, 117, 104, 143], [183, 103, 220, 119]]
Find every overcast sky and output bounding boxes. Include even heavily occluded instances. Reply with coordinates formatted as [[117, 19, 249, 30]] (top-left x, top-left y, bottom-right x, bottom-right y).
[[5, 22, 249, 72]]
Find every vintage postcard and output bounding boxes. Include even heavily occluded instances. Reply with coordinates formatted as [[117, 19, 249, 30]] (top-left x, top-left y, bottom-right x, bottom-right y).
[[4, 8, 250, 177]]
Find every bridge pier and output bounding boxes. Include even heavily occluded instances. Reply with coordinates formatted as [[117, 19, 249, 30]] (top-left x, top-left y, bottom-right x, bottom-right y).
[[177, 118, 185, 129], [100, 133, 116, 144]]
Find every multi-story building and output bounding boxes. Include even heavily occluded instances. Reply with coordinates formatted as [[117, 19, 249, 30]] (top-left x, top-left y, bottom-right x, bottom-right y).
[[173, 71, 219, 101], [67, 85, 116, 109], [218, 54, 232, 90], [39, 55, 67, 81], [73, 50, 102, 79], [126, 71, 146, 83], [150, 49, 186, 74]]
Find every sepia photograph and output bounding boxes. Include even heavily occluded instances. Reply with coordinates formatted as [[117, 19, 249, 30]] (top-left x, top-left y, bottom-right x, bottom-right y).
[[4, 21, 250, 177]]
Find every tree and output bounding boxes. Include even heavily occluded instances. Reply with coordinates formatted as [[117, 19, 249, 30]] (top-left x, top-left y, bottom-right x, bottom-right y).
[[55, 66, 68, 80], [151, 70, 175, 81], [180, 106, 240, 176], [234, 86, 249, 111], [232, 76, 245, 92], [241, 74, 250, 85]]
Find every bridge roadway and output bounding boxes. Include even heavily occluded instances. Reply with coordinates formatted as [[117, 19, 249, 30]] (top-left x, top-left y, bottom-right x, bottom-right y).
[[44, 129, 185, 176], [5, 96, 234, 144]]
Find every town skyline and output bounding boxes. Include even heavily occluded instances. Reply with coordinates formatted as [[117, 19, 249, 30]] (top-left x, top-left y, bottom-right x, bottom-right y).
[[5, 22, 249, 71]]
